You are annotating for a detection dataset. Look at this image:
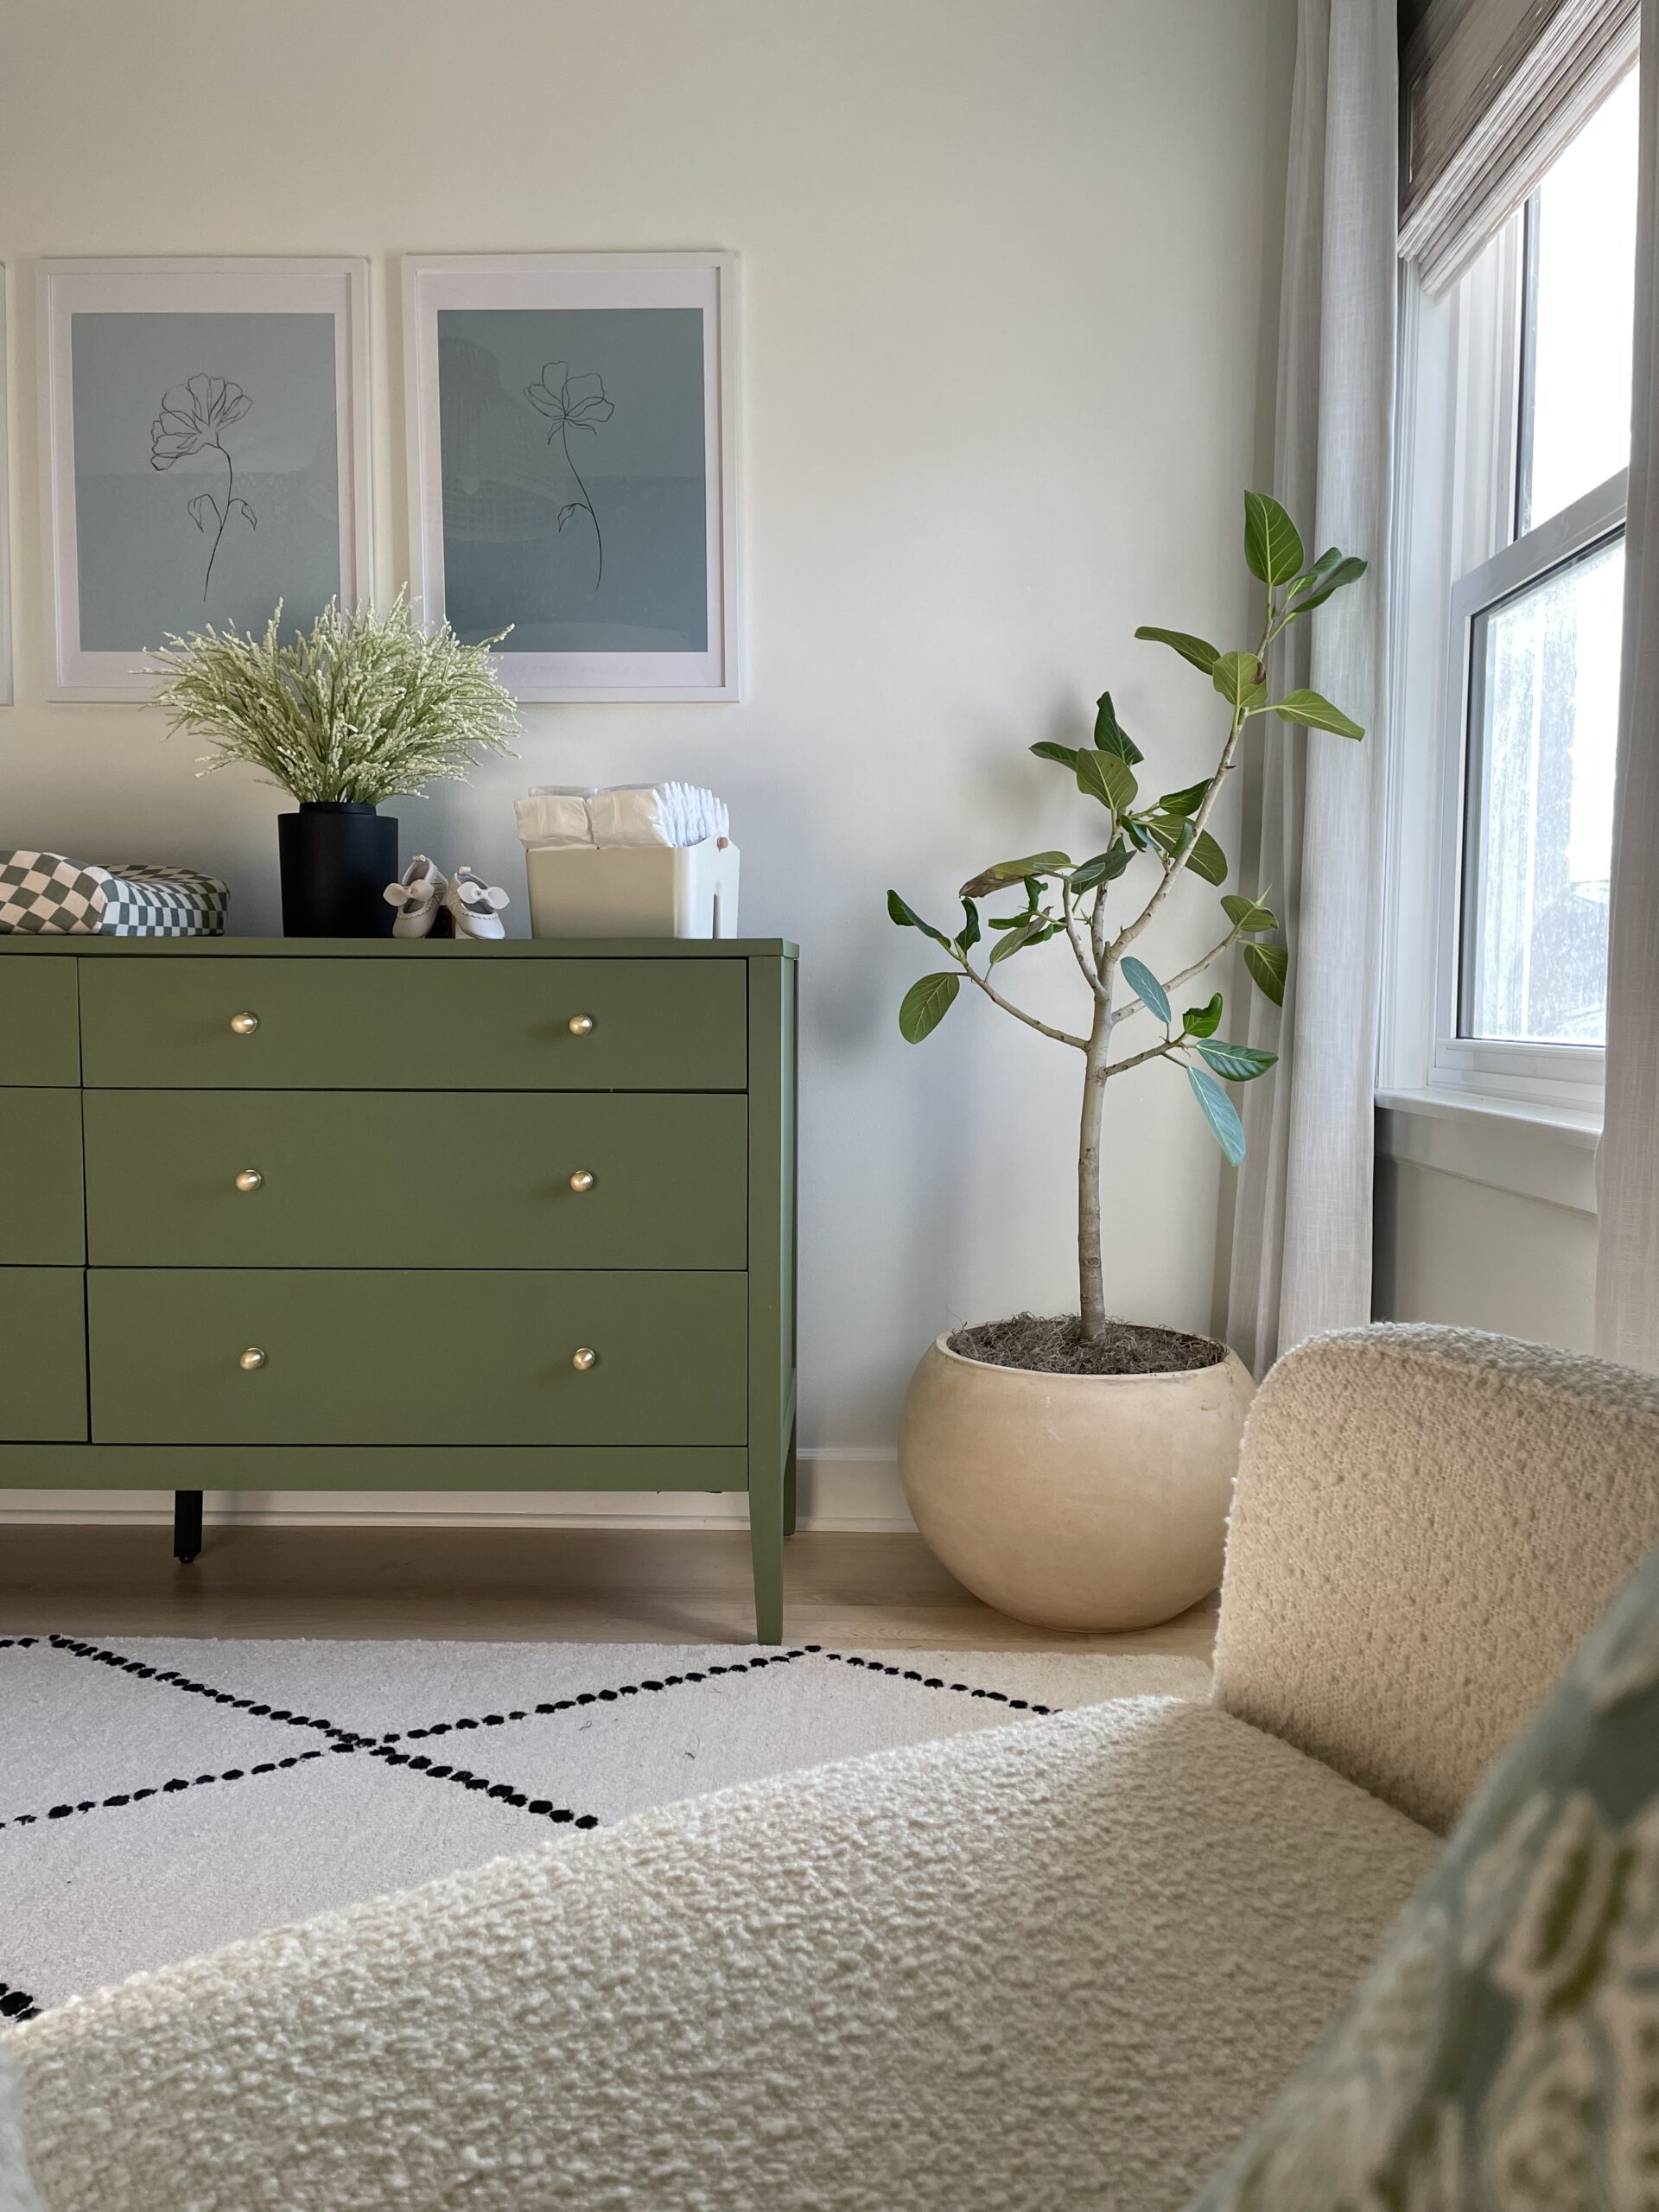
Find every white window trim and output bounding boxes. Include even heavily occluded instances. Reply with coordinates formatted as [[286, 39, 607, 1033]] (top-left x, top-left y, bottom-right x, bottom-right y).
[[1431, 466, 1624, 1109], [1376, 1086, 1600, 1213], [1380, 219, 1618, 1204]]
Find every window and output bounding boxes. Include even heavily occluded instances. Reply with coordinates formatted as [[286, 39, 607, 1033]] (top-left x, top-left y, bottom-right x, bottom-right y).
[[1383, 69, 1638, 1120], [1516, 79, 1641, 537], [1459, 532, 1623, 1046]]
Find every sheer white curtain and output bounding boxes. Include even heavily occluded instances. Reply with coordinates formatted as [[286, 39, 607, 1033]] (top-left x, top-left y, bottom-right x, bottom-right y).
[[1225, 0, 1397, 1377], [1598, 7, 1659, 1370]]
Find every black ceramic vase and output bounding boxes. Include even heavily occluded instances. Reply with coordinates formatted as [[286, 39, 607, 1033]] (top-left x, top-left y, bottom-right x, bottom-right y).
[[277, 803, 398, 938]]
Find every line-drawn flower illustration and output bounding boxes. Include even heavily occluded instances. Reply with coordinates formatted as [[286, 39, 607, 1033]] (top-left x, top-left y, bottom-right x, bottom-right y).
[[149, 373, 257, 601], [524, 362, 614, 590]]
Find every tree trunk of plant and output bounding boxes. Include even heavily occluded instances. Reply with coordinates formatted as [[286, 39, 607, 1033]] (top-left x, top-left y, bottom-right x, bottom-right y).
[[1077, 1009, 1111, 1337]]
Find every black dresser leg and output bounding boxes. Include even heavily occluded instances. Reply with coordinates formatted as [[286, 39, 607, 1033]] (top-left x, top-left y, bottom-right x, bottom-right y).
[[173, 1490, 203, 1565]]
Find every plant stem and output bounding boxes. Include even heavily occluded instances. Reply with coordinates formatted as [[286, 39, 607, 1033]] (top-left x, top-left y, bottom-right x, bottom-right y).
[[1108, 596, 1277, 965], [203, 443, 233, 601], [1077, 589, 1280, 1332], [1114, 928, 1240, 1020], [1062, 880, 1109, 1003], [1109, 705, 1245, 961], [1077, 994, 1112, 1338], [561, 422, 603, 590], [1108, 1033, 1184, 1077], [1090, 880, 1110, 967], [953, 950, 1088, 1051]]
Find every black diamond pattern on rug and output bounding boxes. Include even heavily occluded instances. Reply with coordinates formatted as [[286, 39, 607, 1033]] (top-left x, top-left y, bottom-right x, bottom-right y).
[[0, 1635, 1209, 2018]]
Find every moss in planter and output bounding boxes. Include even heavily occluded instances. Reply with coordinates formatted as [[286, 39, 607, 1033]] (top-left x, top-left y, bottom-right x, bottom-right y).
[[948, 1313, 1225, 1377]]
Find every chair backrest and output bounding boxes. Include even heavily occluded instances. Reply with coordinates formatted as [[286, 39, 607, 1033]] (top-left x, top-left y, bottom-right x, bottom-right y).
[[1211, 1325, 1659, 1832]]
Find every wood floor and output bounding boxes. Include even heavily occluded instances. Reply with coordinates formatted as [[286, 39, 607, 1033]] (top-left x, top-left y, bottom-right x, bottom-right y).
[[0, 1523, 1219, 1656]]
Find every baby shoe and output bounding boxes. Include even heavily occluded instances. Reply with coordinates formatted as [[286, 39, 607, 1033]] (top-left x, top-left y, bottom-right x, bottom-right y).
[[384, 856, 447, 938], [444, 865, 510, 941]]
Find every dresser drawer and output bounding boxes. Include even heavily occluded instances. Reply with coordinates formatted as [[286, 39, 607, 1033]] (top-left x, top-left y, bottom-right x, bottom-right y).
[[1, 1268, 87, 1440], [79, 958, 747, 1091], [89, 1269, 747, 1446], [0, 1092, 84, 1263], [0, 960, 79, 1085], [85, 1091, 746, 1269]]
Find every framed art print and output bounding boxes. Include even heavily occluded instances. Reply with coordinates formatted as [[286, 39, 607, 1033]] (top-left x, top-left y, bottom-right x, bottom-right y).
[[404, 253, 739, 702], [38, 257, 371, 701]]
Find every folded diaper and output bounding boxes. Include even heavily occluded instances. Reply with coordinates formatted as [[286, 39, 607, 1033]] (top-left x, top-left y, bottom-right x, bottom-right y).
[[512, 792, 594, 850], [516, 784, 731, 851]]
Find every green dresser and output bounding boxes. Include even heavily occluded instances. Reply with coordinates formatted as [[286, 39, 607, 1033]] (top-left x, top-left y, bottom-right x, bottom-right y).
[[0, 938, 798, 1640]]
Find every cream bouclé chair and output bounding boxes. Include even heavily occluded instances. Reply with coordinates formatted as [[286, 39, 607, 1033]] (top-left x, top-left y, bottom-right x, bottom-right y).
[[6, 1325, 1659, 2212]]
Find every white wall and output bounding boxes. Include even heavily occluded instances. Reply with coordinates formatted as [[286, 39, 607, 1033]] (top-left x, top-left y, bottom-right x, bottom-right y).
[[1374, 1161, 1599, 1353], [0, 0, 1294, 1522]]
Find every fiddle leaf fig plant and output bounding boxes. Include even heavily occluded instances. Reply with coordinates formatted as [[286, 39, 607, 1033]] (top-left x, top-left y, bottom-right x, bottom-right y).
[[887, 492, 1367, 1340]]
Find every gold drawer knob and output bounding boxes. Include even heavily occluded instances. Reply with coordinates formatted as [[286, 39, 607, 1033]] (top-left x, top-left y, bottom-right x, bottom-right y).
[[230, 1011, 260, 1036], [568, 1013, 594, 1037], [233, 1168, 264, 1194], [569, 1169, 596, 1193], [572, 1346, 598, 1372], [238, 1346, 267, 1372]]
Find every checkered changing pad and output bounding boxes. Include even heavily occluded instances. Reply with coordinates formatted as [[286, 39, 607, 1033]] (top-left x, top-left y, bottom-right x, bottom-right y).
[[0, 851, 228, 937]]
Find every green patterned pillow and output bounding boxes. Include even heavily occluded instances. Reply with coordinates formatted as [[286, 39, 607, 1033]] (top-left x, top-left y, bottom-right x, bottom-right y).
[[1187, 1540, 1659, 2211]]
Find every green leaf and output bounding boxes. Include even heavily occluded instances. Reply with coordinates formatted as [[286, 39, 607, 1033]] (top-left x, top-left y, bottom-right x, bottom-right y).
[[1196, 1039, 1278, 1082], [1120, 956, 1170, 1026], [899, 971, 960, 1042], [1287, 547, 1344, 599], [1029, 741, 1079, 770], [957, 899, 981, 956], [1187, 1065, 1247, 1164], [1077, 748, 1139, 813], [961, 865, 1018, 899], [1147, 817, 1228, 886], [1092, 692, 1144, 766], [1156, 778, 1211, 818], [988, 917, 1043, 968], [1067, 842, 1128, 893], [1243, 491, 1305, 587], [991, 850, 1072, 879], [1243, 941, 1287, 1006], [1184, 830, 1229, 887], [1271, 688, 1364, 740], [1182, 993, 1224, 1038], [1211, 651, 1268, 713], [1134, 626, 1220, 676], [1286, 555, 1368, 617], [1122, 818, 1154, 850], [1222, 893, 1277, 935], [887, 889, 950, 947]]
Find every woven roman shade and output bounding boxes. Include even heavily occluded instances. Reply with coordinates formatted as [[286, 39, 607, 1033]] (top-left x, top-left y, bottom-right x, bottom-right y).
[[1401, 0, 1639, 291]]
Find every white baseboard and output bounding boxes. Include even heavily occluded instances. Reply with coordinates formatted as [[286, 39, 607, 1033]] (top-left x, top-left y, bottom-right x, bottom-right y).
[[0, 1449, 915, 1535]]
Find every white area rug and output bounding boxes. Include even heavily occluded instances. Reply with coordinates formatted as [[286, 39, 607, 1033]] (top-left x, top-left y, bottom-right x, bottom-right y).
[[0, 1634, 1208, 2018]]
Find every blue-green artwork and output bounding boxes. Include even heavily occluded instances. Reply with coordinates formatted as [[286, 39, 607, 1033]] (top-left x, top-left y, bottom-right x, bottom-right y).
[[70, 311, 340, 652], [436, 308, 708, 655]]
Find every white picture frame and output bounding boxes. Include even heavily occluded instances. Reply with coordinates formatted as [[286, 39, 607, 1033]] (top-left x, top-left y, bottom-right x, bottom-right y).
[[0, 267, 13, 706], [404, 252, 740, 702], [37, 257, 372, 702]]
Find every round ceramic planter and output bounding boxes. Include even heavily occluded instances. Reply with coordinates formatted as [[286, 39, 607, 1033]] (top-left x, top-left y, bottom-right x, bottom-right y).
[[898, 1332, 1255, 1631]]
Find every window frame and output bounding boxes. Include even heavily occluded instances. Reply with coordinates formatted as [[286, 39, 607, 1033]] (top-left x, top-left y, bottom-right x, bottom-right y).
[[1433, 467, 1624, 1106], [1382, 193, 1624, 1128]]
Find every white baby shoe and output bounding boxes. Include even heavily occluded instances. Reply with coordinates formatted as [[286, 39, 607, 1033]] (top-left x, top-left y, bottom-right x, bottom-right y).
[[384, 856, 447, 938], [444, 865, 510, 941]]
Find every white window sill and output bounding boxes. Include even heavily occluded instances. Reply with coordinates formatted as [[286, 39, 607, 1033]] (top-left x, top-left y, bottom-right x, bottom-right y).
[[1375, 1088, 1599, 1216]]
